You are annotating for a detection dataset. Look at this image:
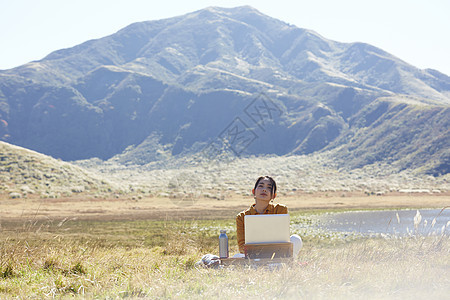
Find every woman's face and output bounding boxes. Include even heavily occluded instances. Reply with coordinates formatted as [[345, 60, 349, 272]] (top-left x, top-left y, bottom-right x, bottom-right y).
[[253, 178, 274, 201]]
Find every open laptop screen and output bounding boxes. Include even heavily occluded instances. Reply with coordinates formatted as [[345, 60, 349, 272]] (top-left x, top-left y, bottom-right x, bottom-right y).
[[244, 214, 290, 244]]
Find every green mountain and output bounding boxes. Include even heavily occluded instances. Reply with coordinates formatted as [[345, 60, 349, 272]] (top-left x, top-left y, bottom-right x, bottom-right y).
[[0, 6, 448, 175]]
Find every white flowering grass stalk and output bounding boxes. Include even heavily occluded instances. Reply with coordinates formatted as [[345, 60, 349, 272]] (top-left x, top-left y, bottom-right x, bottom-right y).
[[413, 210, 422, 233]]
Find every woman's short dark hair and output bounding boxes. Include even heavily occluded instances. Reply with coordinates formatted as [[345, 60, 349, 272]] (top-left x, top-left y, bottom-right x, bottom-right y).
[[253, 176, 277, 196]]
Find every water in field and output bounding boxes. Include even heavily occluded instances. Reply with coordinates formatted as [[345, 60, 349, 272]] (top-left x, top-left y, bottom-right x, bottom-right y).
[[318, 209, 450, 237]]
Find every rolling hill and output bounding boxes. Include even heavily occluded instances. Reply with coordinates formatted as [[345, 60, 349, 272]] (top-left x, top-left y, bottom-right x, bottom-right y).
[[0, 141, 113, 198]]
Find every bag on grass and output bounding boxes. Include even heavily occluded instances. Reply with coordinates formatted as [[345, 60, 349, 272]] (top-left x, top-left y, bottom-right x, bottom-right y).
[[195, 254, 220, 269]]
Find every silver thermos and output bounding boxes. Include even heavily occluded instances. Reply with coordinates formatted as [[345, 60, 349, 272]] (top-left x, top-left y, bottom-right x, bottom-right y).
[[219, 229, 229, 258]]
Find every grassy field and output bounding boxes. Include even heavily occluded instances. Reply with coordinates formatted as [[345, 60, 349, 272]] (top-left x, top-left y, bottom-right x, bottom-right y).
[[2, 191, 449, 222], [1, 195, 449, 299], [2, 115, 449, 299]]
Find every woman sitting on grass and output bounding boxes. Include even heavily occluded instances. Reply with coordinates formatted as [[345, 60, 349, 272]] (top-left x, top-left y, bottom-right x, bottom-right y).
[[197, 176, 302, 267], [236, 176, 302, 258]]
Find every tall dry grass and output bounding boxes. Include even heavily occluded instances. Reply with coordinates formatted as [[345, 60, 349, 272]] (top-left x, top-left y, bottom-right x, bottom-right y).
[[0, 215, 449, 299]]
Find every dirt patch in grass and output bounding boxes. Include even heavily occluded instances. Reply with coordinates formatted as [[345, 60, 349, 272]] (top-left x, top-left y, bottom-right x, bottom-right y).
[[0, 191, 448, 224]]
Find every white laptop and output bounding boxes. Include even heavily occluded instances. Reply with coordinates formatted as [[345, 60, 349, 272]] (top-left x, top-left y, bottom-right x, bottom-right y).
[[244, 214, 290, 244]]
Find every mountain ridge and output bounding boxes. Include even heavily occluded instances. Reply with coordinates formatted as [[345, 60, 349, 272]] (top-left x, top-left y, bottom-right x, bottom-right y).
[[0, 6, 448, 176], [4, 6, 448, 101]]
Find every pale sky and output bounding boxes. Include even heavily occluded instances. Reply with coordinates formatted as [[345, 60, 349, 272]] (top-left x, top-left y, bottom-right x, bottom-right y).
[[0, 0, 449, 75]]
